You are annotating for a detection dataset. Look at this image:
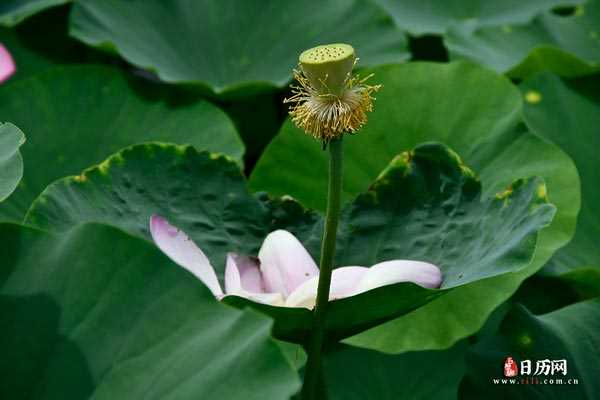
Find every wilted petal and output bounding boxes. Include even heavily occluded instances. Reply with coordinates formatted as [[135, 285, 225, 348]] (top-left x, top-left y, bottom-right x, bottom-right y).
[[285, 266, 368, 308], [225, 253, 284, 306], [0, 43, 16, 83], [353, 260, 442, 295], [258, 230, 318, 297], [149, 215, 223, 296]]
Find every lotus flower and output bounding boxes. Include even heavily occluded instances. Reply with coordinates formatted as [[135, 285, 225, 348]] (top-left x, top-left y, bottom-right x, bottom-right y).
[[0, 43, 15, 84], [150, 215, 442, 308]]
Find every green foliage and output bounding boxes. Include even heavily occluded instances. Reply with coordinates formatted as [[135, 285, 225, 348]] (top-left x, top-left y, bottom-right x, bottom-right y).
[[447, 0, 600, 78], [521, 72, 600, 273], [374, 0, 583, 35], [27, 144, 266, 271], [0, 0, 599, 397], [324, 342, 467, 400], [26, 142, 554, 345], [69, 0, 409, 96], [251, 62, 577, 215], [0, 223, 300, 399], [252, 61, 580, 352], [461, 299, 600, 399], [0, 65, 242, 223]]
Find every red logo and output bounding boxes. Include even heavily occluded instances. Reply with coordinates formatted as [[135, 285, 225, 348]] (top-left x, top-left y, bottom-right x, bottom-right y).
[[504, 357, 519, 377]]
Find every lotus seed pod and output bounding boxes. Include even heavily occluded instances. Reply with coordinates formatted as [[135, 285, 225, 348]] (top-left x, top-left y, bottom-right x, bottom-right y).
[[286, 43, 380, 141], [299, 43, 356, 96]]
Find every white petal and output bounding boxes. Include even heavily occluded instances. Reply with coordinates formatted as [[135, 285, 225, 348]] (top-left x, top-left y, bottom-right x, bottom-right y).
[[149, 215, 223, 296], [224, 253, 284, 306], [284, 275, 319, 308], [329, 266, 369, 299], [285, 266, 368, 308], [258, 230, 318, 297], [353, 260, 442, 295]]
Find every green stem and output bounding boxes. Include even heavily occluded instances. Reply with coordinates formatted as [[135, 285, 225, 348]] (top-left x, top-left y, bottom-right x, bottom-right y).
[[302, 137, 344, 400]]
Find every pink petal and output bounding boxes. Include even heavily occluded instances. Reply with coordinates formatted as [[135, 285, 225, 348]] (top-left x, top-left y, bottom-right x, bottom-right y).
[[149, 215, 223, 296], [353, 260, 442, 295], [258, 230, 318, 297], [225, 253, 264, 293], [224, 253, 284, 306], [285, 266, 368, 308], [0, 43, 16, 84]]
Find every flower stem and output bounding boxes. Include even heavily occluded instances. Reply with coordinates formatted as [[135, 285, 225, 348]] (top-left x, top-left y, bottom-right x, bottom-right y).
[[302, 137, 344, 400]]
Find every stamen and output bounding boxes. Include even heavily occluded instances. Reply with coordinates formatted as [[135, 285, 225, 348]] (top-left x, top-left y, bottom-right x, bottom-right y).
[[284, 68, 381, 142]]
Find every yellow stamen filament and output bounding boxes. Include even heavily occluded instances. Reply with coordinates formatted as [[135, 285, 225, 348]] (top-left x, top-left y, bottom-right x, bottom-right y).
[[284, 68, 381, 142]]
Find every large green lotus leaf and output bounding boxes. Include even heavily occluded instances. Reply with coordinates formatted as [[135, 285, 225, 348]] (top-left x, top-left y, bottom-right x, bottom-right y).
[[0, 222, 300, 399], [27, 144, 270, 272], [343, 137, 578, 353], [372, 0, 582, 35], [324, 341, 467, 400], [446, 0, 600, 79], [251, 61, 580, 352], [0, 0, 68, 27], [69, 0, 409, 96], [25, 142, 554, 344], [0, 123, 25, 202], [460, 299, 600, 399], [521, 72, 600, 274], [0, 65, 242, 223]]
